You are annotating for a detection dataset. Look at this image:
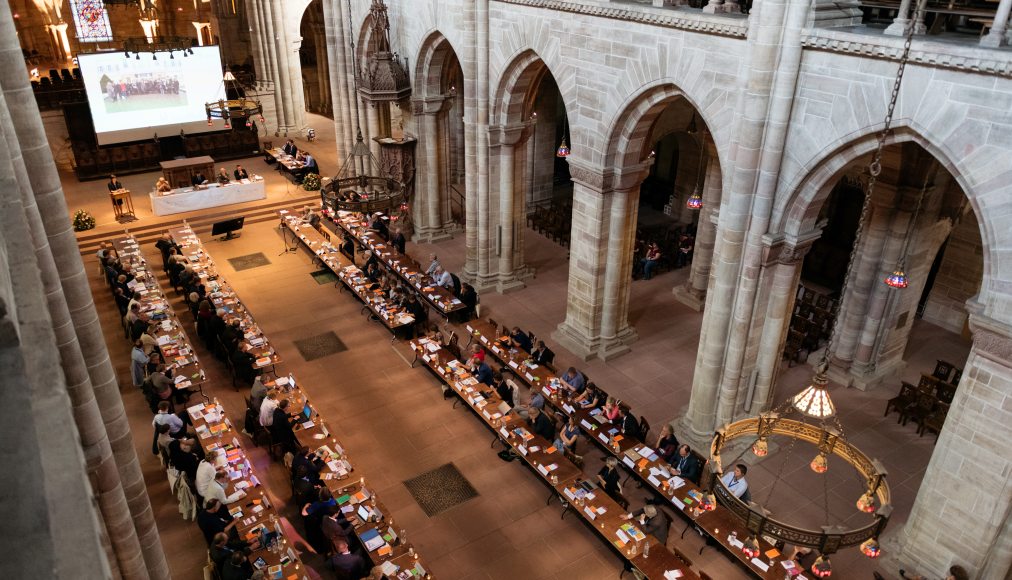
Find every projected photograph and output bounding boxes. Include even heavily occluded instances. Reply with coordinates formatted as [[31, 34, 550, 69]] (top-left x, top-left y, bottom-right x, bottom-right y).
[[100, 73, 186, 113]]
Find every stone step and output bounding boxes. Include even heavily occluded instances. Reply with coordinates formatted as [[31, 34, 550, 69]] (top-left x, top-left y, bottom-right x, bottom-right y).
[[77, 194, 317, 256]]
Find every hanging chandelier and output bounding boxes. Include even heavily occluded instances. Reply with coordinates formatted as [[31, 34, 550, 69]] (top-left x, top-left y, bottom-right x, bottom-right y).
[[204, 68, 264, 128]]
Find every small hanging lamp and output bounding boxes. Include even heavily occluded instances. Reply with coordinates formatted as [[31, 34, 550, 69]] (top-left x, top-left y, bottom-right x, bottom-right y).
[[856, 491, 879, 513], [810, 452, 828, 473], [811, 555, 832, 578], [884, 267, 909, 289], [556, 136, 570, 158], [741, 535, 760, 559], [860, 538, 881, 559], [751, 437, 768, 457], [686, 186, 703, 210]]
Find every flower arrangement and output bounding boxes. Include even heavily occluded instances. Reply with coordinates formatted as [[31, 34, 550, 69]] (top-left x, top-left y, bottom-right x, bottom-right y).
[[302, 173, 321, 191], [73, 209, 96, 231]]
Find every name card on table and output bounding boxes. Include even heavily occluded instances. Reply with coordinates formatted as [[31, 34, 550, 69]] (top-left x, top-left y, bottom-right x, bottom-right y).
[[508, 361, 518, 369], [750, 558, 770, 572], [623, 456, 636, 469], [581, 419, 595, 431], [518, 445, 528, 456], [436, 366, 445, 375], [542, 387, 552, 398], [537, 464, 550, 477], [422, 354, 430, 363], [499, 427, 510, 439], [466, 325, 474, 333], [615, 529, 631, 545], [648, 474, 662, 487], [525, 372, 535, 382], [480, 335, 489, 344], [584, 507, 598, 520], [672, 497, 686, 510], [492, 346, 501, 354], [728, 537, 744, 549], [563, 404, 575, 414]]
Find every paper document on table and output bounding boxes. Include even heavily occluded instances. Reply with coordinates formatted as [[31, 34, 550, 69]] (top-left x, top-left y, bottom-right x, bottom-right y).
[[669, 476, 686, 490], [615, 529, 630, 545], [425, 342, 441, 353], [663, 571, 684, 579], [380, 561, 399, 576], [157, 335, 173, 346]]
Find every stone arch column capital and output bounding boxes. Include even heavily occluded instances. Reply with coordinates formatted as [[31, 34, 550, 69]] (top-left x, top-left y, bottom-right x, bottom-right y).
[[410, 95, 449, 116], [760, 228, 822, 266], [488, 122, 529, 147], [967, 304, 1012, 366], [566, 159, 653, 193]]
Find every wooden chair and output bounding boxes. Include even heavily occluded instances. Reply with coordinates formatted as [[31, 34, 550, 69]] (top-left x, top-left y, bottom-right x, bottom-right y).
[[699, 572, 713, 580], [917, 374, 940, 393], [932, 360, 956, 382], [935, 382, 957, 405], [446, 332, 461, 359], [918, 401, 949, 440], [487, 318, 500, 337], [638, 416, 651, 444], [903, 391, 937, 427], [951, 368, 962, 386], [563, 447, 584, 469], [885, 381, 918, 421]]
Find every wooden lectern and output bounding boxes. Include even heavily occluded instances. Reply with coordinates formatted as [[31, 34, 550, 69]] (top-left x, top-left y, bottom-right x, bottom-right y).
[[110, 189, 135, 219]]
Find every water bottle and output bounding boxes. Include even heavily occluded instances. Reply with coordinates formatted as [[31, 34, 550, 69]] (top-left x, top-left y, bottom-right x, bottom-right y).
[[643, 540, 650, 559]]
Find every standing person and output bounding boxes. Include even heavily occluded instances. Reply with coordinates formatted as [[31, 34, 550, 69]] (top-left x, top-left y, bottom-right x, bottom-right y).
[[131, 339, 149, 388], [107, 174, 124, 191], [390, 228, 406, 254], [676, 233, 694, 268]]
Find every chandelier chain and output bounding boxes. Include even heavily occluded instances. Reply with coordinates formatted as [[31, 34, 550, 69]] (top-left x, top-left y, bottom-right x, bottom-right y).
[[763, 434, 799, 507], [818, 11, 919, 373]]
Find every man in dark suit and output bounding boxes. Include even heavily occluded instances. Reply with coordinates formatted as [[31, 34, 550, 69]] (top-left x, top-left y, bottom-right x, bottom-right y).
[[621, 504, 670, 545], [283, 139, 298, 157], [233, 164, 249, 180], [529, 407, 556, 442], [107, 174, 124, 191], [619, 408, 642, 440], [168, 436, 204, 483], [270, 399, 298, 452], [531, 340, 555, 366], [191, 171, 207, 186], [220, 549, 255, 580], [673, 444, 702, 484], [328, 539, 365, 579]]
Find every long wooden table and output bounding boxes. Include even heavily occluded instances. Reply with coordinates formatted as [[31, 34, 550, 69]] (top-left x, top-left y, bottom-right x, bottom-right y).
[[168, 225, 283, 375], [111, 235, 208, 398], [280, 212, 416, 338], [329, 210, 468, 322], [409, 336, 697, 580], [463, 319, 791, 579], [177, 226, 434, 578]]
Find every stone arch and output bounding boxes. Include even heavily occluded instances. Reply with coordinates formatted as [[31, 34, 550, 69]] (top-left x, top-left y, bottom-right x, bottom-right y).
[[602, 82, 723, 184], [773, 122, 1002, 318], [414, 30, 462, 99], [491, 49, 574, 130]]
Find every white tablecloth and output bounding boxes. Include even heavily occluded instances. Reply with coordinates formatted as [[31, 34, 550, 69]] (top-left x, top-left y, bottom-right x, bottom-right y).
[[148, 179, 266, 216]]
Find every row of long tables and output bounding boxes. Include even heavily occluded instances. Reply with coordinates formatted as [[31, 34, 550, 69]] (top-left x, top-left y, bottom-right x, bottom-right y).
[[328, 210, 467, 322], [280, 212, 417, 337], [107, 226, 432, 578], [462, 320, 793, 579], [111, 235, 208, 397], [408, 336, 697, 580], [167, 223, 434, 578]]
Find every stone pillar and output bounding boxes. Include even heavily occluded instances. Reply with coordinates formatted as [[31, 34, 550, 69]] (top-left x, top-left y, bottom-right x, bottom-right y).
[[553, 161, 646, 360], [982, 0, 1012, 47], [0, 5, 169, 575], [674, 150, 721, 311], [682, 0, 810, 445], [411, 95, 454, 242], [259, 0, 285, 134], [703, 0, 741, 13], [599, 184, 641, 360], [896, 309, 1012, 576], [884, 0, 926, 35], [462, 1, 479, 279], [244, 0, 267, 81], [323, 0, 354, 158], [748, 233, 819, 413], [827, 189, 894, 380], [490, 123, 530, 293], [475, 0, 492, 288]]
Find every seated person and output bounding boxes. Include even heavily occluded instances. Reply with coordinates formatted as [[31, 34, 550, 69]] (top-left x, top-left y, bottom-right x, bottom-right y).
[[329, 539, 365, 579], [282, 138, 298, 157], [655, 424, 680, 463], [217, 168, 231, 184], [155, 177, 172, 193], [559, 367, 586, 394], [597, 457, 622, 499], [530, 340, 555, 366], [302, 152, 317, 173], [620, 504, 670, 545], [720, 463, 749, 499], [425, 254, 441, 277], [191, 171, 208, 186], [340, 233, 356, 262], [269, 399, 299, 452], [528, 407, 556, 442], [220, 549, 255, 580], [509, 326, 533, 353], [555, 415, 580, 453], [574, 383, 604, 409], [434, 267, 453, 290], [458, 283, 478, 321], [168, 436, 204, 483], [301, 205, 321, 228], [618, 407, 642, 440], [672, 444, 702, 484], [368, 212, 388, 239], [494, 373, 516, 409], [474, 359, 494, 386], [602, 396, 621, 421], [390, 228, 406, 254], [233, 164, 249, 180]]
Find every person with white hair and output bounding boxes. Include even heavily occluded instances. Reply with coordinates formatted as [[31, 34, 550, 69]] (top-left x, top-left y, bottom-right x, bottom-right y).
[[620, 503, 670, 545]]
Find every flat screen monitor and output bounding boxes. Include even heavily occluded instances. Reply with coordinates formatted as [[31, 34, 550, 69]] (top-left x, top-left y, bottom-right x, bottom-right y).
[[77, 46, 227, 145], [211, 216, 245, 239], [302, 400, 312, 421]]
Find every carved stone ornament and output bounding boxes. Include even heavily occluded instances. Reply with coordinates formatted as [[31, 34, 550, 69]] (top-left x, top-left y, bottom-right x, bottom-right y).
[[971, 325, 1012, 366]]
